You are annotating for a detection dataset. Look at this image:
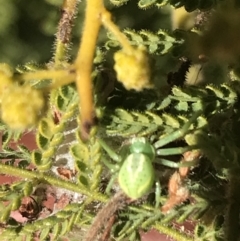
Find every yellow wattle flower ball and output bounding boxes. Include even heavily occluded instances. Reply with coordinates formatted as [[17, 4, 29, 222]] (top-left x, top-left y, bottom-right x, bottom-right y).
[[1, 84, 45, 129], [0, 63, 14, 96], [114, 47, 153, 91]]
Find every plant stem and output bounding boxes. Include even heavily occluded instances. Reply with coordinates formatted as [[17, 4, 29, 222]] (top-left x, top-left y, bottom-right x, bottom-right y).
[[21, 69, 76, 88], [0, 163, 107, 202], [153, 223, 193, 241], [54, 0, 79, 65], [74, 0, 105, 139], [83, 191, 128, 241], [101, 11, 133, 53], [73, 0, 136, 139]]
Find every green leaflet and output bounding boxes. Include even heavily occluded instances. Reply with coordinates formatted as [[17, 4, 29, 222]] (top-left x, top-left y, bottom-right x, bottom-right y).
[[110, 0, 217, 10], [106, 94, 211, 138], [106, 29, 181, 55], [107, 109, 164, 137]]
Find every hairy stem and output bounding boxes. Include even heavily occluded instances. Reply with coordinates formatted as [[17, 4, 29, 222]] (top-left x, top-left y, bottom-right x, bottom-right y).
[[54, 0, 79, 65], [21, 69, 76, 88], [0, 163, 107, 202], [153, 223, 193, 241], [84, 191, 128, 241]]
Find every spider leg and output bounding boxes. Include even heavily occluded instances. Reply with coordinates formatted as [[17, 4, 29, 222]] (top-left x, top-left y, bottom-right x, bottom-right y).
[[155, 157, 199, 169], [98, 138, 123, 195], [154, 111, 202, 149], [98, 138, 122, 162], [155, 179, 161, 208], [155, 145, 197, 156], [105, 173, 118, 195]]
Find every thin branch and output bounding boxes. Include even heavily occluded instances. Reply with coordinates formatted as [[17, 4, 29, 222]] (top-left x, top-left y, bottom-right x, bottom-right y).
[[84, 192, 129, 241], [0, 163, 107, 202], [54, 0, 79, 65], [74, 0, 105, 140]]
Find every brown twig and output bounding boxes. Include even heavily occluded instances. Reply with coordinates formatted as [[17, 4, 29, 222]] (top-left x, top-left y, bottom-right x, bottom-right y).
[[99, 214, 116, 241], [54, 0, 79, 65], [84, 192, 129, 241]]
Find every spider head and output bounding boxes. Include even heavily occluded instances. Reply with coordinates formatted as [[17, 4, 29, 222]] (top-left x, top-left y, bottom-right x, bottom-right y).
[[129, 137, 155, 161]]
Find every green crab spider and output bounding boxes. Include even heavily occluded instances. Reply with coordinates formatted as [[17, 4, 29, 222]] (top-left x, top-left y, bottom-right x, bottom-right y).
[[98, 111, 201, 203]]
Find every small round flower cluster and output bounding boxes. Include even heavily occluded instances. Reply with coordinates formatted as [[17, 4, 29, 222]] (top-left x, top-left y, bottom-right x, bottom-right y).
[[0, 63, 13, 95], [0, 64, 45, 129], [114, 47, 153, 91]]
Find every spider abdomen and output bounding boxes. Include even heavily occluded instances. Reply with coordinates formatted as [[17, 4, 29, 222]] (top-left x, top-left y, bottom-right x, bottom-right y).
[[118, 153, 155, 199]]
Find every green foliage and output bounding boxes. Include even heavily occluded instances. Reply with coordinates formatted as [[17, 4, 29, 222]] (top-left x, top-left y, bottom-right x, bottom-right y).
[[109, 0, 219, 10], [106, 82, 238, 139], [1, 1, 240, 241], [106, 29, 182, 55]]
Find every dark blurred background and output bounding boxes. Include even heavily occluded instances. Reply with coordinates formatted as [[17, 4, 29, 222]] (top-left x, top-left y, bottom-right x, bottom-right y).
[[0, 0, 171, 66]]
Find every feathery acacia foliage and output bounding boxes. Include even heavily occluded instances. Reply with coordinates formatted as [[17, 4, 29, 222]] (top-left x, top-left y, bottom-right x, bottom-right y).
[[0, 0, 240, 240]]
